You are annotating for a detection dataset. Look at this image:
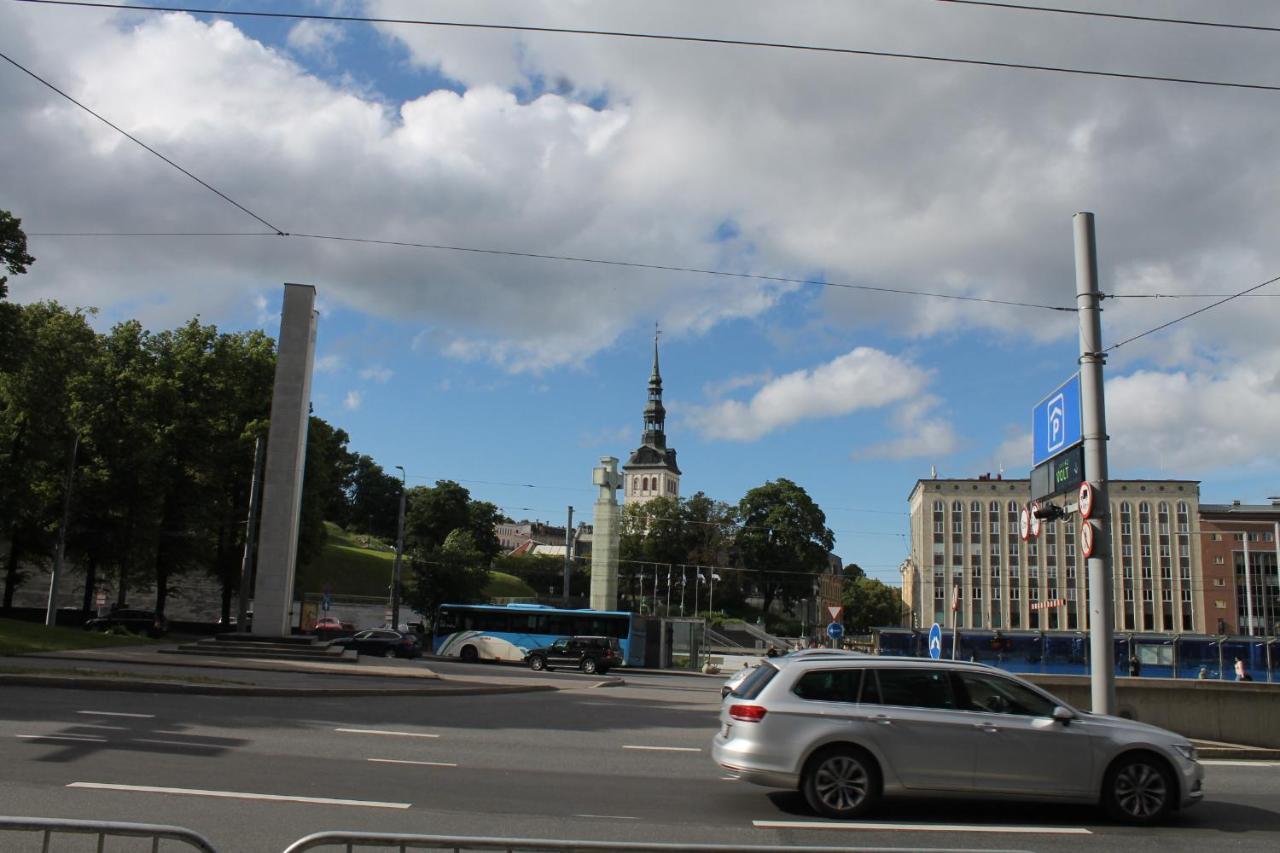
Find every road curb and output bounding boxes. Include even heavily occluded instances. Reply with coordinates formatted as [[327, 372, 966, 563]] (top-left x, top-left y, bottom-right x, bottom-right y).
[[0, 673, 559, 698]]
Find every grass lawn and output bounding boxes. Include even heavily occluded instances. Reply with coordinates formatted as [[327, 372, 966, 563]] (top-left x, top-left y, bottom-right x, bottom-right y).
[[0, 618, 160, 656], [299, 523, 538, 601]]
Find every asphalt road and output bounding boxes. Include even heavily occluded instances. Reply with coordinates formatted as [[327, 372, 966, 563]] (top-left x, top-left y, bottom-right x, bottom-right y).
[[0, 663, 1278, 852]]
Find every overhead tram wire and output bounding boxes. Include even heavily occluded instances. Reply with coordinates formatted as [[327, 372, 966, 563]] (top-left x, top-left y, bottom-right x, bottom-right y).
[[923, 0, 1280, 35], [1104, 271, 1280, 353], [0, 48, 286, 236], [15, 0, 1280, 93]]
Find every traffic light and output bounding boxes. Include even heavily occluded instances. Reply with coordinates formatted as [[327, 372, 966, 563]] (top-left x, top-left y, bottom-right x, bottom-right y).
[[1033, 503, 1066, 521]]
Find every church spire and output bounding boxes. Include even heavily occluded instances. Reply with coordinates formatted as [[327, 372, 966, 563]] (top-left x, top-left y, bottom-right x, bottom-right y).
[[643, 323, 666, 448]]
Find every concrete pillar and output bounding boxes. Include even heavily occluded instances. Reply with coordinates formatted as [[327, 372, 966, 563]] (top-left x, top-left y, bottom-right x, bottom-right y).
[[252, 284, 318, 636], [590, 456, 622, 611]]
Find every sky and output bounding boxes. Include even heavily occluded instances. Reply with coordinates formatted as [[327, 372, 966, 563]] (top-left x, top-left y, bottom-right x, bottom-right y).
[[5, 0, 1280, 584]]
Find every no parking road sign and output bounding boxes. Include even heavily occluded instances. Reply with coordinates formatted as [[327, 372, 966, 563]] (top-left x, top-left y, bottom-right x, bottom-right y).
[[928, 623, 943, 660]]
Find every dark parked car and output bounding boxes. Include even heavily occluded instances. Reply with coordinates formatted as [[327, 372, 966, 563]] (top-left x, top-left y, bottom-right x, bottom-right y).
[[526, 636, 621, 674], [85, 609, 168, 638], [329, 629, 421, 659]]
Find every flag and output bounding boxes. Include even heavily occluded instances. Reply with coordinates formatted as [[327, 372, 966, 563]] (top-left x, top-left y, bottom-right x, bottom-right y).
[[712, 573, 721, 582], [697, 571, 706, 584], [952, 584, 961, 612]]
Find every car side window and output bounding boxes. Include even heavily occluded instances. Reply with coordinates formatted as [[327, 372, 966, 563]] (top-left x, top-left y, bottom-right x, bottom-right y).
[[792, 669, 863, 703], [870, 668, 958, 710], [552, 639, 568, 651], [955, 672, 1058, 717]]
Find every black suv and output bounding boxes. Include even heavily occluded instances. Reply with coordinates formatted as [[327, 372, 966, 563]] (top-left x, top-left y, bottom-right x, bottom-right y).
[[85, 609, 168, 638], [526, 636, 622, 674]]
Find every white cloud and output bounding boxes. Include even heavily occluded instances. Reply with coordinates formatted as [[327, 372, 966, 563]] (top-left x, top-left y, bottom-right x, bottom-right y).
[[315, 354, 343, 373], [286, 21, 346, 62], [702, 371, 773, 399], [854, 396, 959, 461], [359, 365, 393, 383], [1107, 366, 1280, 474], [686, 347, 930, 441], [343, 389, 362, 410]]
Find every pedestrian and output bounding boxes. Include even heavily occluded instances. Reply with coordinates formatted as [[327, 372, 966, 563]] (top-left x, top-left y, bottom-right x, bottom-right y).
[[1128, 654, 1141, 677], [1197, 665, 1208, 680], [1234, 657, 1246, 681]]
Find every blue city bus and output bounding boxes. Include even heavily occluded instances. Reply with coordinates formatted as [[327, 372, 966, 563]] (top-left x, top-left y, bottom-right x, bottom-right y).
[[433, 603, 640, 666]]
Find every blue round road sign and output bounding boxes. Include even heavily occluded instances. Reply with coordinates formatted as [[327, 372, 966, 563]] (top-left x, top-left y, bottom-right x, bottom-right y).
[[826, 622, 844, 640], [928, 623, 943, 660]]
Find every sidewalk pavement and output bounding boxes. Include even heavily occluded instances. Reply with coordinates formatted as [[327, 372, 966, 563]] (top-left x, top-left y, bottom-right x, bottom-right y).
[[0, 643, 614, 696]]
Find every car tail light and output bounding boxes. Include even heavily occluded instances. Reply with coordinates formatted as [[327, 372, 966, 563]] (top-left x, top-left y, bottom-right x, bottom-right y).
[[728, 704, 767, 722]]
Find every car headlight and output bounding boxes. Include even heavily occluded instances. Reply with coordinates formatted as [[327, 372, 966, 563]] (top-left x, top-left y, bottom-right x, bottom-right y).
[[1174, 744, 1197, 762]]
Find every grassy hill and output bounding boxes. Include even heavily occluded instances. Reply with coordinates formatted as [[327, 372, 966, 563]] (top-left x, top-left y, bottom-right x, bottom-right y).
[[299, 523, 536, 601], [0, 618, 160, 656]]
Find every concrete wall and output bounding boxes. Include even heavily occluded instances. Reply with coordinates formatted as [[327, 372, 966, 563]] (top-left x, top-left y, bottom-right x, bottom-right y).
[[1028, 674, 1280, 748]]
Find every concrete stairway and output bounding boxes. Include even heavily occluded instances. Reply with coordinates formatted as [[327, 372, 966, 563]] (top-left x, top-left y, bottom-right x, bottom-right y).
[[163, 633, 358, 664]]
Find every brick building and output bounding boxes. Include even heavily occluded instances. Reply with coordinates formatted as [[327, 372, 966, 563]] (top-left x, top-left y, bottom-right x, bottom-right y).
[[1199, 502, 1280, 635]]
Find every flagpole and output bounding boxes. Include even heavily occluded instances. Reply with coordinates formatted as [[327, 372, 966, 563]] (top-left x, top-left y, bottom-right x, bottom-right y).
[[952, 583, 960, 660]]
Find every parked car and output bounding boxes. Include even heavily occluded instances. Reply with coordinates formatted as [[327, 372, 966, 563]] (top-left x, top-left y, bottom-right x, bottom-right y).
[[84, 609, 168, 638], [328, 629, 421, 659], [525, 636, 621, 674], [310, 616, 353, 637], [713, 655, 1203, 824]]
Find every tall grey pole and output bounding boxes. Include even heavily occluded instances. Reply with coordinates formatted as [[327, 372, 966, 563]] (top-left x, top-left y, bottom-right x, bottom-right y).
[[237, 436, 266, 632], [391, 466, 406, 630], [562, 506, 573, 607], [1242, 532, 1254, 636], [45, 435, 79, 627], [1075, 211, 1117, 715]]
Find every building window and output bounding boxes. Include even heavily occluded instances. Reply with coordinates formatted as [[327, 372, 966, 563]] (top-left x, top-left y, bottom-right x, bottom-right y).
[[1214, 556, 1225, 565], [1215, 599, 1226, 609], [1211, 533, 1222, 541]]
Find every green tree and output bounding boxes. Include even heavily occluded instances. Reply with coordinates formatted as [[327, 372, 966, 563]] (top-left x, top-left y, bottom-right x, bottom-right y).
[[340, 454, 401, 541], [297, 416, 353, 574], [403, 480, 500, 563], [736, 478, 835, 619], [0, 301, 97, 607], [402, 529, 492, 622], [0, 209, 35, 301], [842, 576, 904, 632]]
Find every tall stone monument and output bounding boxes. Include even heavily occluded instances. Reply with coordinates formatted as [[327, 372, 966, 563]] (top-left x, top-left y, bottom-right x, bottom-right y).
[[251, 283, 318, 636], [590, 456, 622, 611]]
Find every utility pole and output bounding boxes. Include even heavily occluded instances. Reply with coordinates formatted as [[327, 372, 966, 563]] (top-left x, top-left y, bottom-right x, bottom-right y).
[[562, 506, 573, 607], [1243, 532, 1254, 637], [1075, 211, 1117, 715], [236, 436, 266, 633], [391, 465, 407, 630], [45, 435, 79, 628]]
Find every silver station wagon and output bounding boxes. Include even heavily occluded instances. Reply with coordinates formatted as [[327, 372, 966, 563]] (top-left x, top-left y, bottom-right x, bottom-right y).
[[712, 656, 1203, 824]]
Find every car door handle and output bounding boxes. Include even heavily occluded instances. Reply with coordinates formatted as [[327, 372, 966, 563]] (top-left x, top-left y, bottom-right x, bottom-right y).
[[973, 723, 999, 733], [872, 715, 893, 726]]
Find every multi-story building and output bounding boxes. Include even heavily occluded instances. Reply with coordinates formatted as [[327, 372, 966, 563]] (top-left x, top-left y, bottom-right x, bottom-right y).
[[902, 476, 1203, 633], [1199, 501, 1280, 635], [495, 521, 567, 553]]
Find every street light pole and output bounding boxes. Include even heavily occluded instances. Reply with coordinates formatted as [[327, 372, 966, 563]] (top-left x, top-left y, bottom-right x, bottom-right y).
[[391, 465, 406, 630], [45, 435, 79, 628]]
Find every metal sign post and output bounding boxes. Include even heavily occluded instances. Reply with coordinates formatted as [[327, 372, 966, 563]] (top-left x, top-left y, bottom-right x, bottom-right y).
[[1074, 212, 1116, 715]]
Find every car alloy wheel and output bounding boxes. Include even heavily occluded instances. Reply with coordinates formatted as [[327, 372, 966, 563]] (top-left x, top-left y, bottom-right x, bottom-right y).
[[529, 656, 546, 671], [1105, 756, 1173, 824], [383, 647, 396, 659], [803, 747, 878, 820], [581, 658, 598, 674]]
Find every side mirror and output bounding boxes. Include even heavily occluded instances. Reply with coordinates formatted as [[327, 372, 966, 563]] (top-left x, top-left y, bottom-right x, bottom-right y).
[[1052, 705, 1075, 725]]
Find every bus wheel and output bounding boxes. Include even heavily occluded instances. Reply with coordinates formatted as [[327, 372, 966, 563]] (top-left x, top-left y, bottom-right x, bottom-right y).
[[459, 645, 479, 663]]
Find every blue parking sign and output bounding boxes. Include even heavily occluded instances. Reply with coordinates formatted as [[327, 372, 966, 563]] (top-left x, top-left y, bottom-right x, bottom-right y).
[[1032, 373, 1082, 467]]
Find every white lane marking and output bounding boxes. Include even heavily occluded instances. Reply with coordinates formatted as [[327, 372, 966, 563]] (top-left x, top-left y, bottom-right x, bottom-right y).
[[368, 758, 458, 768], [77, 711, 154, 718], [67, 782, 410, 809], [574, 814, 640, 820], [622, 745, 701, 752], [1201, 760, 1280, 767], [753, 820, 1091, 835], [17, 734, 108, 743], [334, 727, 439, 738], [72, 724, 129, 731]]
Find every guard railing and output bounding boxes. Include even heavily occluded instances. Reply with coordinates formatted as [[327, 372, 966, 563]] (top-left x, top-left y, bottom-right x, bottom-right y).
[[280, 833, 941, 853], [0, 816, 219, 852]]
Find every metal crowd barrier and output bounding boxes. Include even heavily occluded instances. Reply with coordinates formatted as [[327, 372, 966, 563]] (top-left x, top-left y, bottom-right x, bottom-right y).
[[281, 832, 1026, 853], [0, 816, 219, 852]]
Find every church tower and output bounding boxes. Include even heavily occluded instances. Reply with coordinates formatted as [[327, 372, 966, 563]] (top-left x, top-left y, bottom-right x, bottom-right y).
[[624, 329, 681, 505]]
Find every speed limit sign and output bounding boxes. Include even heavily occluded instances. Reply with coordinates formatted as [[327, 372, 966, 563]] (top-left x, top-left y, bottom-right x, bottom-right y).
[[1019, 506, 1031, 541], [1081, 520, 1096, 558], [1029, 501, 1042, 538], [1079, 481, 1095, 520]]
